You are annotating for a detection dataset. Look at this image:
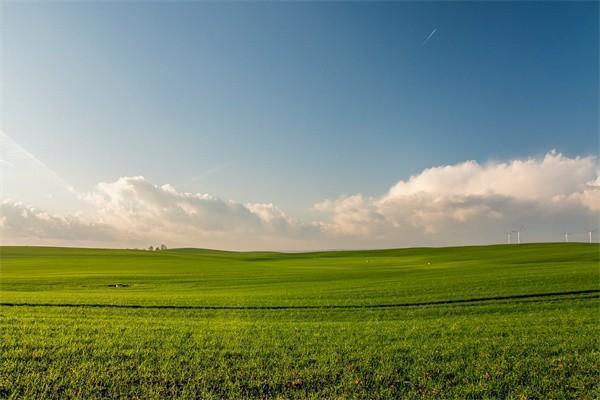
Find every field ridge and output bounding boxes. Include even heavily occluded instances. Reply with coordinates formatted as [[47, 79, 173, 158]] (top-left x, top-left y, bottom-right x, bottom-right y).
[[1, 288, 597, 310]]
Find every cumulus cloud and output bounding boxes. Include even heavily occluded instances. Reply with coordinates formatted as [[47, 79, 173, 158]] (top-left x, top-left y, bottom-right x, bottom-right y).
[[79, 176, 318, 249], [1, 151, 598, 249], [384, 150, 597, 201], [0, 200, 118, 245], [314, 151, 599, 246], [1, 176, 319, 249]]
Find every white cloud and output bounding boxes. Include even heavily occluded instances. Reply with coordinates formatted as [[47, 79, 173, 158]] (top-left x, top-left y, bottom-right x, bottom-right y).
[[314, 151, 600, 246], [384, 151, 597, 201], [78, 176, 318, 249], [0, 200, 118, 245], [1, 151, 598, 249]]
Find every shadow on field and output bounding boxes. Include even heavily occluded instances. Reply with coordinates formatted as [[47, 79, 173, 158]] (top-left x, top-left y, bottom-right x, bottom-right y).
[[1, 289, 598, 310]]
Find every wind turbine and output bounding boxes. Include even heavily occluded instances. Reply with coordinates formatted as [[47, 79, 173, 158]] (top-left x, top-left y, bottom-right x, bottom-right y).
[[586, 228, 597, 244], [518, 226, 525, 244], [505, 231, 511, 245], [564, 232, 569, 243], [511, 227, 522, 245]]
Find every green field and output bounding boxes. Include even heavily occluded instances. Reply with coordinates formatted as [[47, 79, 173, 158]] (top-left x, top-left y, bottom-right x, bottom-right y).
[[1, 243, 599, 399]]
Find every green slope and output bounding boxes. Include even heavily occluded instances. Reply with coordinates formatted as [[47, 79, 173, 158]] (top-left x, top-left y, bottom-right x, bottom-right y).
[[1, 244, 598, 399], [0, 243, 598, 307]]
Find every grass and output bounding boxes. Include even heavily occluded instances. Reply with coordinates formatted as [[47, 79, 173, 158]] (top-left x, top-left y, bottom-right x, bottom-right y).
[[1, 243, 599, 398]]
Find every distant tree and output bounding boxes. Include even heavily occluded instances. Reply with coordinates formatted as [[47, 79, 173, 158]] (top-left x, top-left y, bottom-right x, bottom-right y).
[[148, 246, 154, 251], [155, 246, 160, 251], [160, 244, 167, 250]]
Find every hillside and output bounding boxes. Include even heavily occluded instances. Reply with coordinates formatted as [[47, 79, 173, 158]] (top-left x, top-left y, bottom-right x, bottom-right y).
[[1, 243, 598, 398]]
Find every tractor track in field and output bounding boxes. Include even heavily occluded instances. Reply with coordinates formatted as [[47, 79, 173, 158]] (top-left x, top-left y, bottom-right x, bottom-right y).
[[0, 289, 598, 310]]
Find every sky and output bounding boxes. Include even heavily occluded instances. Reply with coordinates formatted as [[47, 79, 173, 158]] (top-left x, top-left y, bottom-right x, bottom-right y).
[[1, 1, 598, 250]]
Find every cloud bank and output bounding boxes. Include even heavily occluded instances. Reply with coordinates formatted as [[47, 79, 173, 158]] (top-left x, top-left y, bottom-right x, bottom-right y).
[[314, 151, 599, 247], [1, 151, 598, 250], [0, 201, 117, 246]]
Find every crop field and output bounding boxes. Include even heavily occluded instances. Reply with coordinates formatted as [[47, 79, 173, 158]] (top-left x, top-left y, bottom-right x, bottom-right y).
[[1, 243, 599, 399]]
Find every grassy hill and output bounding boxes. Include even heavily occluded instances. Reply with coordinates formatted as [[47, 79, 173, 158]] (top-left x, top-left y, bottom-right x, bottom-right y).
[[1, 243, 598, 398]]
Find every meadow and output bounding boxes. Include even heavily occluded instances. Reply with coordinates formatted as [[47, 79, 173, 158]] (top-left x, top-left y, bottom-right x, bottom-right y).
[[1, 243, 598, 399]]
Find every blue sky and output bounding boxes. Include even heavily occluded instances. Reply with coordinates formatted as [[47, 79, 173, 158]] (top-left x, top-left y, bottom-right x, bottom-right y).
[[1, 2, 598, 249]]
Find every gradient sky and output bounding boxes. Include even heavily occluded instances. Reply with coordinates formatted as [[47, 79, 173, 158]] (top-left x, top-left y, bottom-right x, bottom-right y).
[[1, 1, 598, 249]]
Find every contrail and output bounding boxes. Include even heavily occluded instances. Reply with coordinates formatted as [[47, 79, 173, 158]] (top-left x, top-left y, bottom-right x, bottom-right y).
[[422, 28, 437, 46], [0, 130, 74, 191], [0, 159, 14, 167], [178, 161, 234, 188]]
